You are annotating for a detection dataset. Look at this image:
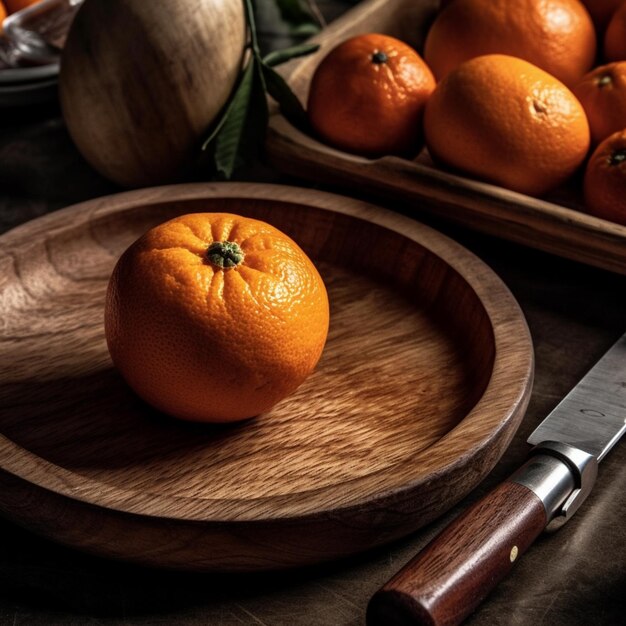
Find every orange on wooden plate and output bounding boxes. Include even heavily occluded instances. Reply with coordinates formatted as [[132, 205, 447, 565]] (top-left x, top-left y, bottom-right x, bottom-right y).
[[424, 0, 597, 86], [105, 213, 330, 422], [573, 62, 626, 145], [307, 33, 435, 157], [424, 54, 590, 196], [584, 130, 626, 225]]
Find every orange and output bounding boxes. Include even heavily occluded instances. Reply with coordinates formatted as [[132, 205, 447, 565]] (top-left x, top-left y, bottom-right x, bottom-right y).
[[424, 0, 597, 86], [105, 212, 330, 423], [581, 0, 625, 31], [605, 1, 626, 61], [0, 3, 5, 23], [307, 33, 435, 157], [4, 0, 40, 14], [573, 62, 626, 145], [584, 129, 626, 225], [424, 54, 591, 196]]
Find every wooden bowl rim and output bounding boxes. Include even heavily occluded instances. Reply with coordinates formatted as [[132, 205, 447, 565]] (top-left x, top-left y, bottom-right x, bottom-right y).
[[0, 182, 534, 522]]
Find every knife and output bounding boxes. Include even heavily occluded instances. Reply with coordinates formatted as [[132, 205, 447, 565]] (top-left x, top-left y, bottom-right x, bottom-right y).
[[367, 332, 626, 626]]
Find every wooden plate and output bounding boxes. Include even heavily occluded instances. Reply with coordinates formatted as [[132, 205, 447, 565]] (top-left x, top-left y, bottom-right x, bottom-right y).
[[266, 0, 626, 275], [0, 183, 533, 571]]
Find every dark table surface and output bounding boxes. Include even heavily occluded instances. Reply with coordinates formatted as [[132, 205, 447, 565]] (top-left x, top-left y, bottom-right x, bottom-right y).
[[1, 1, 625, 625]]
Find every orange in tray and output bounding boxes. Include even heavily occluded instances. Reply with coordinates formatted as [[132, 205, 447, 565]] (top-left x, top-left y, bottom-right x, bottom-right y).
[[424, 54, 590, 197], [605, 1, 626, 61], [105, 213, 330, 423], [584, 130, 626, 225], [307, 33, 435, 158], [424, 0, 596, 86], [573, 62, 626, 145], [581, 0, 625, 31]]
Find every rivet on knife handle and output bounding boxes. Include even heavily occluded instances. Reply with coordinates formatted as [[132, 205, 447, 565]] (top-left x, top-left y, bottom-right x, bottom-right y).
[[366, 443, 591, 626], [368, 331, 626, 626], [366, 443, 599, 626], [366, 480, 548, 626]]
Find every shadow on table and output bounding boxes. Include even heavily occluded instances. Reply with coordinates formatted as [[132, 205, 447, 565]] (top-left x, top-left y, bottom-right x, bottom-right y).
[[0, 515, 385, 620]]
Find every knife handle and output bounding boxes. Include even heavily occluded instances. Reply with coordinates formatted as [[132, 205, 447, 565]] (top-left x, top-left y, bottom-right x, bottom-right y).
[[366, 481, 547, 626]]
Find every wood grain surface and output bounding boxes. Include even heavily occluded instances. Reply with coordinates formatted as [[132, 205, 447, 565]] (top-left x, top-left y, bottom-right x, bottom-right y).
[[0, 183, 532, 571], [265, 0, 626, 275]]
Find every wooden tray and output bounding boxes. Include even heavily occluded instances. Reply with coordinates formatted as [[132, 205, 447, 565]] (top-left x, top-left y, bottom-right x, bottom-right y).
[[266, 0, 626, 276], [0, 183, 533, 571]]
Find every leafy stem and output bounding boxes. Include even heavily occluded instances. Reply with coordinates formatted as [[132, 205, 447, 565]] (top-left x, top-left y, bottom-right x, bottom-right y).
[[244, 0, 261, 56], [201, 0, 320, 180]]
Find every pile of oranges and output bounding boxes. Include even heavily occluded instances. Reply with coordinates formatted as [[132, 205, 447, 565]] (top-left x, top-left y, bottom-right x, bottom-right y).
[[306, 0, 626, 226]]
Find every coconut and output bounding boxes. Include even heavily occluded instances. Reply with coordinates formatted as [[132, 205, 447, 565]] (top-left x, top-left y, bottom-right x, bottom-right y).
[[59, 0, 246, 187]]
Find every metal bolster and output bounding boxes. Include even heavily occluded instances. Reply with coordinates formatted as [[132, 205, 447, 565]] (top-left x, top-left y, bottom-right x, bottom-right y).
[[510, 441, 598, 531]]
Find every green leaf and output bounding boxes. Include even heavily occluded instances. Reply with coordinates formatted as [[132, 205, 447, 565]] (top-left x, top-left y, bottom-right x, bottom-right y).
[[263, 42, 320, 68], [199, 1, 321, 179], [200, 71, 245, 152], [204, 58, 269, 179], [289, 22, 321, 37], [260, 61, 309, 131]]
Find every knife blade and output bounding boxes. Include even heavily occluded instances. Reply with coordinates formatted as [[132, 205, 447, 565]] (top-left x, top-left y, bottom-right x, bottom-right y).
[[367, 332, 626, 626]]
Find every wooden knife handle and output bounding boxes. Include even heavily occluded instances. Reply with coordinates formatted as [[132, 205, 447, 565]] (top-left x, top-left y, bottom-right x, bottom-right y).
[[366, 481, 547, 626]]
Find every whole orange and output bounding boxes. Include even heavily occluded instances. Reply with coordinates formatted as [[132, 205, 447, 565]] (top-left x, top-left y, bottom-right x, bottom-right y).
[[424, 54, 591, 196], [584, 129, 626, 225], [581, 0, 625, 31], [105, 213, 330, 422], [307, 33, 435, 157], [4, 0, 40, 14], [424, 0, 597, 86], [605, 1, 626, 61], [573, 62, 626, 145]]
